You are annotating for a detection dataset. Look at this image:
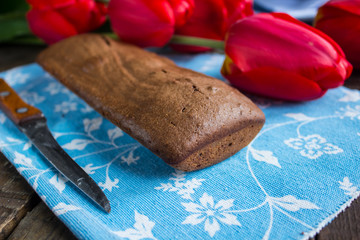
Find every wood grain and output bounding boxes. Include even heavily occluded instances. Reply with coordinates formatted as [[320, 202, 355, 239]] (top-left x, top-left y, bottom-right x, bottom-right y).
[[8, 203, 76, 240], [316, 198, 360, 240], [0, 153, 38, 240], [0, 45, 45, 72], [0, 44, 359, 240], [345, 71, 360, 89]]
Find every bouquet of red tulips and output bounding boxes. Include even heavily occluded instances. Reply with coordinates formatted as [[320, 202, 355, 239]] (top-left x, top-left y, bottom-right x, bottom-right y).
[[1, 0, 358, 101]]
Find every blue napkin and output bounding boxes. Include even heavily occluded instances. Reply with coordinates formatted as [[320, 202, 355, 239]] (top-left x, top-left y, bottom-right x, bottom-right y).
[[254, 0, 328, 20], [0, 53, 359, 240]]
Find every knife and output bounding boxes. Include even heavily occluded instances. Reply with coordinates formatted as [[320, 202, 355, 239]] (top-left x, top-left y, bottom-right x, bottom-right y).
[[0, 78, 110, 213]]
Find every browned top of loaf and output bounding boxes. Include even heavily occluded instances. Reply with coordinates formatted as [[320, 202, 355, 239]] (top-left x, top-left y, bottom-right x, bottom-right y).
[[37, 34, 264, 164]]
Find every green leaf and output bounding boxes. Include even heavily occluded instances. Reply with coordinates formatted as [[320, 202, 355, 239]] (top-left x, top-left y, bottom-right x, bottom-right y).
[[0, 0, 29, 14], [0, 0, 30, 42], [0, 11, 26, 21], [0, 14, 30, 42]]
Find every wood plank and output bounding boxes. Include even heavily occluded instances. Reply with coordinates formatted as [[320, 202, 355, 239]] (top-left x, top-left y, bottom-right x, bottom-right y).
[[0, 45, 45, 72], [316, 197, 360, 240], [0, 153, 39, 240], [0, 44, 45, 240], [345, 70, 360, 89], [0, 44, 76, 240], [8, 202, 77, 240]]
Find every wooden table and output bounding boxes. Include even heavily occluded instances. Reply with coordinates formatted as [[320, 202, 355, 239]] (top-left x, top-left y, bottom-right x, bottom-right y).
[[0, 44, 359, 240]]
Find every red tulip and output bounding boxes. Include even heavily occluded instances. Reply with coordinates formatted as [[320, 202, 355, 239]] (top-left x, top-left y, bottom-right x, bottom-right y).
[[221, 13, 352, 101], [108, 0, 194, 48], [314, 0, 360, 68], [172, 0, 253, 52], [169, 0, 195, 27], [26, 0, 107, 45]]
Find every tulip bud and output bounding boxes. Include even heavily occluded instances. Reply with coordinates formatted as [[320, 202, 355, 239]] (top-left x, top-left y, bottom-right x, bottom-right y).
[[26, 0, 107, 45], [221, 13, 352, 101], [172, 0, 253, 52], [314, 0, 360, 68], [169, 0, 194, 27], [108, 0, 194, 48]]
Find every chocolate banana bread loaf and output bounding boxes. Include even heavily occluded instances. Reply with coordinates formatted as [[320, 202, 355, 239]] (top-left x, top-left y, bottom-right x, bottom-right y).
[[37, 34, 265, 171]]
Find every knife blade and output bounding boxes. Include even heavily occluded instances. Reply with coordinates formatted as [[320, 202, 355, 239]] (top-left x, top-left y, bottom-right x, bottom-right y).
[[0, 78, 110, 213]]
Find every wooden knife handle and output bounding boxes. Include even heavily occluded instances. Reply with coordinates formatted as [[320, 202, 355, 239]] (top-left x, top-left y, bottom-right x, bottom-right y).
[[0, 78, 44, 125]]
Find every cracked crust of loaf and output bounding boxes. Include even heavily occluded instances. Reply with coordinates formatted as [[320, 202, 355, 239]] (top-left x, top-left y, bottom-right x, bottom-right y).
[[37, 34, 265, 171]]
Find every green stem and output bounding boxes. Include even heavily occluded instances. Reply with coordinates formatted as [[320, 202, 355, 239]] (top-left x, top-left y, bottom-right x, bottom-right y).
[[170, 35, 225, 50], [102, 32, 118, 39], [95, 0, 110, 3]]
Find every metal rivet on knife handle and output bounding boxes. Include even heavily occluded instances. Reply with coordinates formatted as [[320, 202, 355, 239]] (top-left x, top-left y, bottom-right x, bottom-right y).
[[0, 78, 44, 125], [16, 107, 29, 114], [0, 91, 10, 97]]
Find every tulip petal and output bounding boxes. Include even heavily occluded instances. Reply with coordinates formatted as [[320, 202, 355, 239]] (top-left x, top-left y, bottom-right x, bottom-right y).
[[57, 1, 94, 33], [223, 0, 254, 28], [224, 13, 352, 100], [222, 65, 326, 101], [320, 0, 360, 16], [315, 15, 360, 68], [270, 13, 352, 79], [226, 14, 343, 74], [315, 65, 349, 89], [172, 0, 253, 53], [58, 0, 106, 33], [27, 0, 75, 9], [27, 9, 77, 44], [270, 13, 347, 59], [108, 0, 175, 47], [92, 3, 108, 27], [176, 0, 226, 37], [171, 0, 226, 52], [168, 0, 194, 27]]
